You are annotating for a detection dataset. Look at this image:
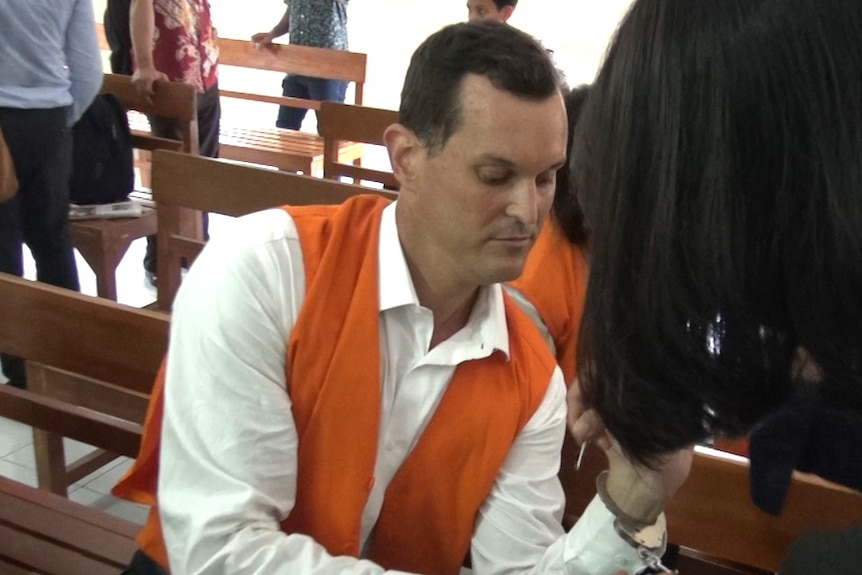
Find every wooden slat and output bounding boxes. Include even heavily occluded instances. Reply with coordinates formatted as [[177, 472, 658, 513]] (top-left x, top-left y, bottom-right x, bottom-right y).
[[218, 37, 367, 85], [0, 274, 168, 393], [0, 386, 142, 458], [332, 163, 399, 190], [65, 449, 123, 486], [130, 132, 183, 152], [153, 150, 396, 214], [319, 101, 396, 146], [152, 150, 397, 309], [319, 102, 398, 189], [0, 476, 138, 575], [28, 363, 149, 424], [0, 526, 121, 575], [677, 547, 771, 575], [219, 90, 321, 110], [0, 558, 36, 575]]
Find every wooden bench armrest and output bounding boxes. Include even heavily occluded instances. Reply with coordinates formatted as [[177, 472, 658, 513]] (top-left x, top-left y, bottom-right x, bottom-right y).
[[219, 90, 322, 111]]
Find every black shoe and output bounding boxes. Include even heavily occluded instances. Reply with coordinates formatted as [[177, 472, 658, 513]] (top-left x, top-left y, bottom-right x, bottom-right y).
[[145, 270, 157, 287]]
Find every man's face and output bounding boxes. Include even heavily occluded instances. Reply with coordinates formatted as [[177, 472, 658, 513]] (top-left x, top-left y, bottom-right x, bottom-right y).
[[402, 74, 567, 289], [467, 0, 514, 23]]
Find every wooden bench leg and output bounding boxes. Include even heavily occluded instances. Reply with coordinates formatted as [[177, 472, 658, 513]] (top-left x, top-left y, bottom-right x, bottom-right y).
[[27, 362, 70, 496], [33, 429, 68, 497]]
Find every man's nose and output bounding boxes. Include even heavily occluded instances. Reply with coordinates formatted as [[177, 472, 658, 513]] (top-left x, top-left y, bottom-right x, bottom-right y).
[[506, 179, 539, 227]]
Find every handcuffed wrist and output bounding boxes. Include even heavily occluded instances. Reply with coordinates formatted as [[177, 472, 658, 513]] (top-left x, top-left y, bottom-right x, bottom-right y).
[[596, 470, 663, 530]]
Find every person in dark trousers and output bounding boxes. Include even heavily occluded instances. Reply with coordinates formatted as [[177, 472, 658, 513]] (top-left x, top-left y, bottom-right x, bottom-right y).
[[0, 0, 102, 388], [129, 0, 221, 287], [252, 0, 350, 130], [104, 0, 134, 75]]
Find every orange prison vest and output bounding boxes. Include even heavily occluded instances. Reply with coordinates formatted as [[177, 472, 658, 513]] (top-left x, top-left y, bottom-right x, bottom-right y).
[[510, 216, 589, 386], [114, 195, 556, 574]]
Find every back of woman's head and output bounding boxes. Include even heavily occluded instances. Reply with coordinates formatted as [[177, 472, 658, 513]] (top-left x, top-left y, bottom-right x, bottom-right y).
[[575, 0, 862, 463], [728, 0, 862, 417]]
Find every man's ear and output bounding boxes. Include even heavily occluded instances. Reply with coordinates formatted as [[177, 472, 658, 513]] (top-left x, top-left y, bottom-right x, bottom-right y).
[[500, 5, 515, 22], [384, 123, 423, 186]]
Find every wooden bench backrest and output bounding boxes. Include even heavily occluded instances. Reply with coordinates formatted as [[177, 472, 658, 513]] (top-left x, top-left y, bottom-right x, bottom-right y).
[[667, 448, 862, 571], [101, 73, 199, 154], [0, 273, 168, 456], [319, 101, 399, 189], [559, 438, 862, 573], [152, 149, 398, 310], [218, 37, 367, 106]]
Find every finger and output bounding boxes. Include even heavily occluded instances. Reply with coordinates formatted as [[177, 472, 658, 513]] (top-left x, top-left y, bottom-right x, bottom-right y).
[[565, 378, 585, 430], [569, 408, 604, 444]]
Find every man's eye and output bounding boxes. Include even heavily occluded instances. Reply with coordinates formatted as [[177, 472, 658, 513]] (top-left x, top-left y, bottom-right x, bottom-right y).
[[537, 173, 556, 188], [479, 171, 512, 186]]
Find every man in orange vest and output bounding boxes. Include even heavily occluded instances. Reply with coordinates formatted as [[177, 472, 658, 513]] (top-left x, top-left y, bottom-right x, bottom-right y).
[[114, 21, 687, 575]]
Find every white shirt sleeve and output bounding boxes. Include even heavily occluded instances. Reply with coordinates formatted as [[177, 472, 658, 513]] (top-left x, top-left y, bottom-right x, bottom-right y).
[[158, 210, 408, 575], [65, 0, 102, 125], [471, 370, 653, 575]]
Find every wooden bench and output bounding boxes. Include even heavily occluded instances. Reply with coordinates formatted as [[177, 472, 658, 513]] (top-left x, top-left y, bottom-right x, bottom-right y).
[[0, 273, 169, 496], [0, 475, 138, 575], [70, 73, 198, 301], [152, 149, 398, 310], [216, 37, 367, 175], [560, 437, 862, 573], [319, 101, 399, 189], [94, 24, 366, 179]]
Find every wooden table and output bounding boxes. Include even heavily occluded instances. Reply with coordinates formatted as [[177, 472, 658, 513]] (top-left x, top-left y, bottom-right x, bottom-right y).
[[0, 476, 139, 574]]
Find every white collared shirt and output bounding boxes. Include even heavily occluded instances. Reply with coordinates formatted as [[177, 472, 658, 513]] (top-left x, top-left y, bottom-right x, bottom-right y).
[[156, 202, 649, 574]]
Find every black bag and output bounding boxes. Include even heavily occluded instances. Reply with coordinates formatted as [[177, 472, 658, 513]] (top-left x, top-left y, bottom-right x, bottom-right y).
[[70, 93, 134, 205]]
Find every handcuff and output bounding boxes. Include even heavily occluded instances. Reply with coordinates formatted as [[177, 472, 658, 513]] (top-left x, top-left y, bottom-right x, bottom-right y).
[[595, 470, 679, 574]]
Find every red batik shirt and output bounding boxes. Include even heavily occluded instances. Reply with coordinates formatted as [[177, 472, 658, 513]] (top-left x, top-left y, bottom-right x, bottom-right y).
[[151, 0, 219, 92]]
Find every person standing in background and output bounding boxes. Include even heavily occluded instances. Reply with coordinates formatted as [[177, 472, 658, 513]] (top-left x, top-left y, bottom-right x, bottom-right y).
[[0, 0, 102, 388], [467, 0, 518, 23], [130, 0, 221, 286], [252, 0, 350, 130], [104, 0, 134, 75]]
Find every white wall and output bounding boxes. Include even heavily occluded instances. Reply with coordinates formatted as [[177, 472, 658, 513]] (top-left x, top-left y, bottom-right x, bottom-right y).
[[93, 0, 634, 111]]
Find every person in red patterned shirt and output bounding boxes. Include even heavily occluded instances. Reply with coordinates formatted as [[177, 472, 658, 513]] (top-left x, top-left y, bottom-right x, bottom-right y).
[[130, 0, 220, 286]]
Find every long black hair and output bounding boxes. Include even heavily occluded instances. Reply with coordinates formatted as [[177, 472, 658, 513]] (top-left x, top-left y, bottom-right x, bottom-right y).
[[552, 85, 590, 246], [574, 0, 862, 463]]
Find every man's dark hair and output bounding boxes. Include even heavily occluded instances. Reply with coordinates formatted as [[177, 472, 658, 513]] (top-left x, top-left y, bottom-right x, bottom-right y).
[[399, 21, 559, 153], [493, 0, 518, 8], [574, 0, 862, 465]]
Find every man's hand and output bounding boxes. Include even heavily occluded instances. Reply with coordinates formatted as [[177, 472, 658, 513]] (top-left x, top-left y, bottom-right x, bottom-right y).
[[567, 380, 693, 524], [132, 65, 168, 104], [251, 32, 276, 51]]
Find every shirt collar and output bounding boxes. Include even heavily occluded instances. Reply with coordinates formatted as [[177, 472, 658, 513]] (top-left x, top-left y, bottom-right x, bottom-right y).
[[378, 202, 511, 360]]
